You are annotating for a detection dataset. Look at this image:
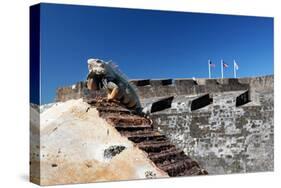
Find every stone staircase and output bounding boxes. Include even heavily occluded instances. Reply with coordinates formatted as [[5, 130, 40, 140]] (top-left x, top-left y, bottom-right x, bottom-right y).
[[85, 98, 208, 177]]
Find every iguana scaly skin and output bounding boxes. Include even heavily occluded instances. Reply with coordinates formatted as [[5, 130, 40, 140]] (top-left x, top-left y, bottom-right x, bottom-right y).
[[87, 59, 142, 113]]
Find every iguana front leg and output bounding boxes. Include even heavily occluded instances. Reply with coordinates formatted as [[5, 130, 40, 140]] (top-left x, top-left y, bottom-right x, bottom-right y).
[[107, 88, 119, 101], [87, 78, 96, 90]]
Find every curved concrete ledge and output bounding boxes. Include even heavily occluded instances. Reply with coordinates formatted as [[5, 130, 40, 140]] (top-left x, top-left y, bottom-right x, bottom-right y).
[[130, 79, 150, 86], [205, 79, 220, 86], [149, 79, 174, 86]]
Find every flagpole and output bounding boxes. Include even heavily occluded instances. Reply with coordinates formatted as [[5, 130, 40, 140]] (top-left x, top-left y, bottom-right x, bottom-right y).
[[208, 59, 211, 79], [233, 60, 236, 78], [221, 59, 224, 78]]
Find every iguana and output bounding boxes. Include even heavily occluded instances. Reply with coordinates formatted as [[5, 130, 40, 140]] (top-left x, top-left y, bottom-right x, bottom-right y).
[[86, 58, 173, 115]]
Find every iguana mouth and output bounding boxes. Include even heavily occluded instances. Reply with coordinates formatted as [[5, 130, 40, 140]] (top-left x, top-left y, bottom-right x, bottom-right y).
[[87, 72, 105, 91]]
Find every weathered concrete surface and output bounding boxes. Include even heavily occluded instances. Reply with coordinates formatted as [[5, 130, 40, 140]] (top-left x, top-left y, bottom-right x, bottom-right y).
[[136, 75, 273, 175], [30, 99, 167, 185], [147, 89, 273, 174]]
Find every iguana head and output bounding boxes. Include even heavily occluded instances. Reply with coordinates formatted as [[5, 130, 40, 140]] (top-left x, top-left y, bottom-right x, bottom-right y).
[[87, 58, 107, 75], [86, 58, 106, 91]]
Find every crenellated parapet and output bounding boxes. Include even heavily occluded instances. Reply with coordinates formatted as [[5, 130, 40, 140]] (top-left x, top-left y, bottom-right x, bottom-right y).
[[55, 75, 273, 102]]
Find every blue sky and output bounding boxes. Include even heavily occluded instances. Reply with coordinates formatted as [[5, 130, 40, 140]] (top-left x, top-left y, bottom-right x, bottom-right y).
[[39, 3, 273, 104]]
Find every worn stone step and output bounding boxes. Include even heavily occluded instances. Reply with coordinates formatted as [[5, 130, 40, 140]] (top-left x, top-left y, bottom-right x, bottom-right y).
[[122, 131, 167, 143], [148, 148, 184, 164], [115, 124, 152, 129], [121, 130, 162, 136], [158, 157, 199, 177], [96, 106, 131, 114], [137, 140, 174, 152], [83, 98, 111, 106], [114, 124, 153, 132], [106, 116, 151, 126], [85, 99, 119, 106]]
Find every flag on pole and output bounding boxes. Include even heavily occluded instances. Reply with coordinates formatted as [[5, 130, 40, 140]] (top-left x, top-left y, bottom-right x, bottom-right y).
[[223, 62, 228, 68], [220, 59, 228, 78], [208, 59, 215, 78], [209, 61, 215, 67], [234, 61, 239, 70], [233, 60, 239, 78]]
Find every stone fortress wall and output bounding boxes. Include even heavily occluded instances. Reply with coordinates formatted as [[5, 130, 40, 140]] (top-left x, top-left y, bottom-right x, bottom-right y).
[[55, 75, 274, 174]]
